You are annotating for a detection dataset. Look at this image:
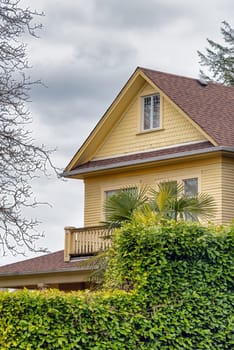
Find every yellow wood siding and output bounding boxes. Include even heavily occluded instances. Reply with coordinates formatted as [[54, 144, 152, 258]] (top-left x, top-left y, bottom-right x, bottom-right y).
[[84, 180, 102, 226], [84, 156, 224, 226], [200, 160, 222, 223], [93, 83, 206, 160], [222, 158, 234, 223]]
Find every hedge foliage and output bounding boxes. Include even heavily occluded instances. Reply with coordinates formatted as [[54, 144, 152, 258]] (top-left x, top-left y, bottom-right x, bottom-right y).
[[105, 219, 234, 296], [105, 219, 234, 349], [0, 289, 150, 350], [0, 220, 234, 349]]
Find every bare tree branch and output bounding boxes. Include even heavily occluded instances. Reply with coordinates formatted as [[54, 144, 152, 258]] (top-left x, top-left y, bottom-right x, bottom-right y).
[[0, 0, 57, 256]]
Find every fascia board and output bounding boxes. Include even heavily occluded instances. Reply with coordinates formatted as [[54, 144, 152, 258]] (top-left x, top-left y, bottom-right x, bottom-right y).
[[64, 146, 234, 178], [0, 266, 94, 277], [64, 67, 145, 172]]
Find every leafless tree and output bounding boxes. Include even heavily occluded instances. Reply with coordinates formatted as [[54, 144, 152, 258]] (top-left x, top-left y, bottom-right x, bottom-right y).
[[0, 0, 56, 256]]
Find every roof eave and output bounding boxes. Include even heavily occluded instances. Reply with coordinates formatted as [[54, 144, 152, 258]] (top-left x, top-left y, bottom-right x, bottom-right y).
[[63, 146, 234, 178], [0, 266, 94, 277]]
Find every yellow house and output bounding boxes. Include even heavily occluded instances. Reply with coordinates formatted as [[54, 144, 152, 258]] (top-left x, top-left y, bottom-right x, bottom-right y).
[[0, 67, 234, 290], [64, 67, 234, 225]]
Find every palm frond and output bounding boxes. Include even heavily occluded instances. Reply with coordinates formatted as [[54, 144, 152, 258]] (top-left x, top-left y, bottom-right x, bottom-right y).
[[103, 185, 148, 228], [149, 181, 182, 218], [182, 193, 216, 220], [149, 181, 216, 221]]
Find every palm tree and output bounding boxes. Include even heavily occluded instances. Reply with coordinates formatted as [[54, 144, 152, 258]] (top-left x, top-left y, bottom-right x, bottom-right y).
[[104, 186, 148, 228], [149, 181, 216, 222], [104, 182, 216, 227]]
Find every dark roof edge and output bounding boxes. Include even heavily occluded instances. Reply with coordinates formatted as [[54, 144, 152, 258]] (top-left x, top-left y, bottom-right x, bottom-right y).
[[63, 146, 234, 177], [0, 266, 93, 277]]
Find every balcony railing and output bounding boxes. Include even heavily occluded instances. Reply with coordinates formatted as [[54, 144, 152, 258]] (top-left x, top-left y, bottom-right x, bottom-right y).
[[64, 226, 112, 262]]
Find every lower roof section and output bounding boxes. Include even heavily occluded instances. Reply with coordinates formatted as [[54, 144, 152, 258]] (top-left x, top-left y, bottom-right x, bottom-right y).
[[0, 250, 92, 290], [63, 142, 234, 178]]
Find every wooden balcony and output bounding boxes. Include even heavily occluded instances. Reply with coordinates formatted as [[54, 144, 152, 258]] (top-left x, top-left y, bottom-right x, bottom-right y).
[[64, 226, 112, 262]]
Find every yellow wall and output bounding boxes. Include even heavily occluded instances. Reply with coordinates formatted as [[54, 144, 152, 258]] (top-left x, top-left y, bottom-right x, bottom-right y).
[[93, 83, 206, 160], [84, 156, 227, 226], [222, 158, 234, 222]]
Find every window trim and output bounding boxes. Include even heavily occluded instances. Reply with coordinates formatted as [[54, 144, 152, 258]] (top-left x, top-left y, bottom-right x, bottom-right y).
[[142, 93, 161, 131]]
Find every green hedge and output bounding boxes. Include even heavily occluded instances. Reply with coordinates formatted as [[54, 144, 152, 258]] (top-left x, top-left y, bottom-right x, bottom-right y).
[[0, 289, 150, 350], [104, 220, 234, 349], [105, 220, 234, 297], [0, 220, 234, 349]]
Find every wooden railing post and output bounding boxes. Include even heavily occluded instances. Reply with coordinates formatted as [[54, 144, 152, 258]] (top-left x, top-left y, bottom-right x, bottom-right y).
[[64, 226, 75, 262], [64, 226, 113, 260]]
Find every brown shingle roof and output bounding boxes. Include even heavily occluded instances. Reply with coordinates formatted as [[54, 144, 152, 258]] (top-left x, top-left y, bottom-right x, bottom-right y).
[[141, 67, 234, 147], [68, 141, 219, 175], [0, 250, 88, 275]]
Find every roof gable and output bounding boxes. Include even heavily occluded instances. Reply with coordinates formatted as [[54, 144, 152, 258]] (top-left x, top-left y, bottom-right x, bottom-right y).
[[64, 67, 234, 173], [93, 81, 207, 160], [65, 69, 147, 171], [141, 68, 234, 148]]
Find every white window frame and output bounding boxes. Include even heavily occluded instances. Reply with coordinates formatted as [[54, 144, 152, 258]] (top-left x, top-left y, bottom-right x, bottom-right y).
[[142, 93, 161, 131]]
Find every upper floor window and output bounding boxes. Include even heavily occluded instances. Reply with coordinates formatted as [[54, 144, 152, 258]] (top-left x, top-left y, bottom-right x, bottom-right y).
[[183, 178, 198, 196], [183, 177, 198, 221], [105, 187, 137, 200], [142, 94, 160, 131], [105, 189, 121, 199]]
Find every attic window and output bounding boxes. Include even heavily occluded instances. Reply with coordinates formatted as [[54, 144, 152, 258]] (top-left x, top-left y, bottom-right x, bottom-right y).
[[142, 94, 160, 130]]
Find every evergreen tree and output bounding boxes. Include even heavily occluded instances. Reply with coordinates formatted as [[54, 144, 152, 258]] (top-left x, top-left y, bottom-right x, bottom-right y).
[[198, 21, 234, 86]]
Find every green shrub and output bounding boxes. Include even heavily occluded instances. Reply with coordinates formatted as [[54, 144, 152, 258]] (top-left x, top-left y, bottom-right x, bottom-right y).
[[0, 220, 233, 349], [0, 289, 150, 350], [104, 219, 234, 349], [105, 220, 234, 298]]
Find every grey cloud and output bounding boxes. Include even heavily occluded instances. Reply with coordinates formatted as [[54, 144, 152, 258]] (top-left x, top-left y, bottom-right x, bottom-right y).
[[30, 62, 135, 124], [42, 0, 184, 37], [74, 40, 137, 69], [93, 0, 185, 29]]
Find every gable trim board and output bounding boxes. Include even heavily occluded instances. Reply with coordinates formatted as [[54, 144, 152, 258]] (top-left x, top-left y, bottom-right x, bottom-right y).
[[64, 67, 234, 174], [65, 69, 147, 170]]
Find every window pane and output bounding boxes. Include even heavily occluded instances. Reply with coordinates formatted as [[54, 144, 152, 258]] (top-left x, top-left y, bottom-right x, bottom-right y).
[[161, 181, 177, 195], [105, 189, 120, 199], [143, 97, 151, 129], [152, 94, 160, 128], [183, 178, 198, 221], [143, 95, 160, 130], [106, 187, 137, 200], [184, 178, 198, 196]]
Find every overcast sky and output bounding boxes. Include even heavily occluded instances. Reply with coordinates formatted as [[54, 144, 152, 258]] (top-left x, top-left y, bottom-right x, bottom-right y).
[[1, 0, 233, 265]]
